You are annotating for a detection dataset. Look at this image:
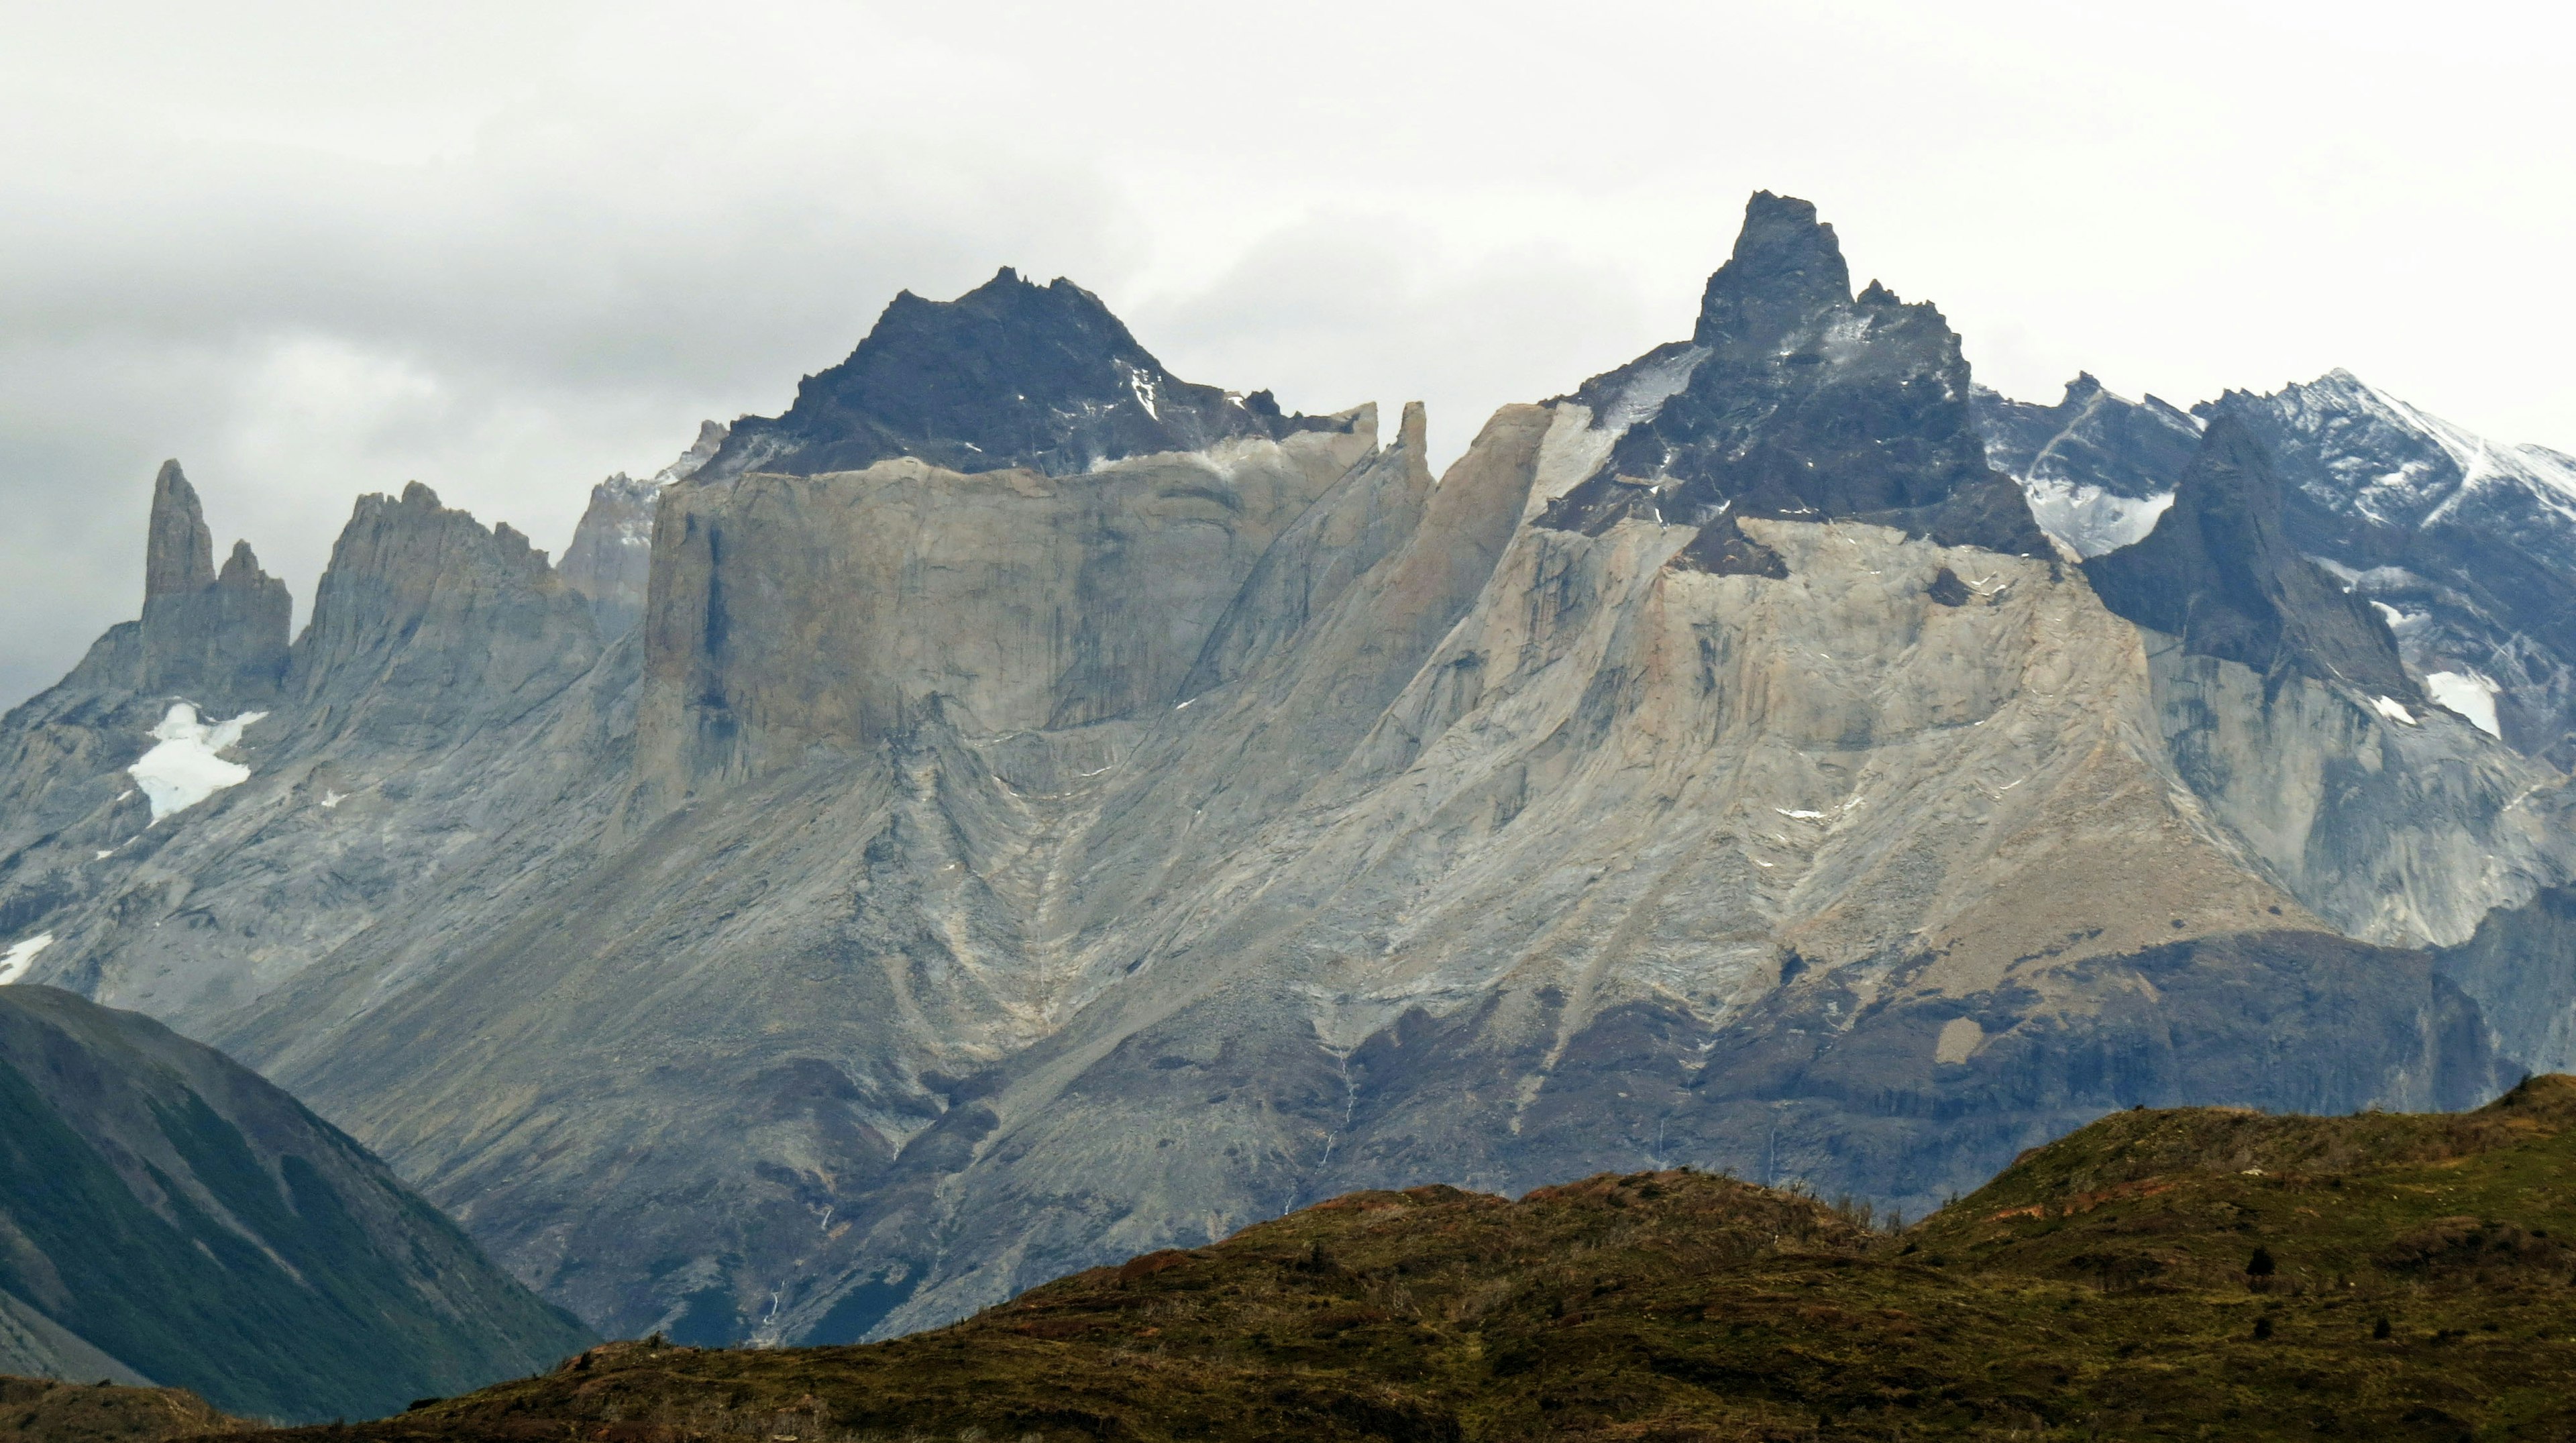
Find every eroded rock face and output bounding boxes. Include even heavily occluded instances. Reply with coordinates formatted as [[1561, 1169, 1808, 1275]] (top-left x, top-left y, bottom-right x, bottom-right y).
[[2086, 417, 2415, 701], [0, 192, 2569, 1357], [1981, 368, 2576, 767], [560, 423, 729, 638]]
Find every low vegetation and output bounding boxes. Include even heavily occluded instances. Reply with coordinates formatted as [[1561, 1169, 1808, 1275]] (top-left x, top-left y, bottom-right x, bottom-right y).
[[0, 1377, 241, 1443], [202, 1077, 2576, 1440]]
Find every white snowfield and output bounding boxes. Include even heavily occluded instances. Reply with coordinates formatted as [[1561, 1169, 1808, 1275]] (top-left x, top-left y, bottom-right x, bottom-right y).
[[2021, 475, 2174, 559], [0, 932, 52, 985], [129, 703, 268, 822], [2424, 670, 2503, 738]]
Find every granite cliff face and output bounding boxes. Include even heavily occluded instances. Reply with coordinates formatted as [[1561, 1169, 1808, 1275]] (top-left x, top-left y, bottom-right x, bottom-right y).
[[1, 194, 2571, 1360]]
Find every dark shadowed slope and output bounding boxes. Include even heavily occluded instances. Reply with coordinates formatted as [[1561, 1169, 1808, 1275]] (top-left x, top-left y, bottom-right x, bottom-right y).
[[0, 987, 592, 1422]]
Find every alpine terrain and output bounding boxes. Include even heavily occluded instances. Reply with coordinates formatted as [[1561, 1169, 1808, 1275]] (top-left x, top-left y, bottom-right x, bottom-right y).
[[1, 193, 2572, 1359]]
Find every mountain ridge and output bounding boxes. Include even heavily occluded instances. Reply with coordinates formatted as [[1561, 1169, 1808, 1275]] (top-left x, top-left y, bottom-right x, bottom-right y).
[[0, 192, 2569, 1360]]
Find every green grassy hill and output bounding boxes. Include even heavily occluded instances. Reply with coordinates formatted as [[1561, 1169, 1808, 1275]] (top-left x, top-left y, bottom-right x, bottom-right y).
[[0, 987, 594, 1424], [217, 1077, 2576, 1440]]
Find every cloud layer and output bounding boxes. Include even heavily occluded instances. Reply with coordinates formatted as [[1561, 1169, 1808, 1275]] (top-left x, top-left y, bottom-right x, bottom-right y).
[[5, 0, 2571, 706]]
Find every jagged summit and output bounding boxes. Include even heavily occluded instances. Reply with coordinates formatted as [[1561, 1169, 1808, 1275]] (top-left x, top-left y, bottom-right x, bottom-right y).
[[2084, 415, 2416, 700], [1545, 191, 2049, 557], [133, 461, 290, 704], [697, 267, 1348, 482], [1692, 190, 1852, 348], [144, 460, 215, 597]]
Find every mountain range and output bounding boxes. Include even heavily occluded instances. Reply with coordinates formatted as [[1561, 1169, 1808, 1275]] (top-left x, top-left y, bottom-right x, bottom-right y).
[[2, 191, 2573, 1357]]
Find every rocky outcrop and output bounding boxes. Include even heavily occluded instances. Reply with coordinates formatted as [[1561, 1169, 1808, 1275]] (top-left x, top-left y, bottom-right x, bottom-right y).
[[559, 475, 659, 638], [290, 482, 602, 753], [136, 462, 290, 705], [0, 474, 632, 1029], [1541, 193, 2049, 557], [1981, 368, 2576, 767], [0, 985, 590, 1420], [697, 270, 1353, 482], [2211, 371, 2576, 767]]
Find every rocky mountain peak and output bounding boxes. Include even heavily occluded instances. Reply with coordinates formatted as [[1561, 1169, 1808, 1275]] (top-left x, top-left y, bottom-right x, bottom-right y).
[[1693, 191, 1851, 349], [290, 482, 598, 747], [144, 460, 216, 598], [694, 268, 1350, 482], [2084, 415, 2415, 700], [1546, 192, 2047, 556], [133, 462, 290, 703]]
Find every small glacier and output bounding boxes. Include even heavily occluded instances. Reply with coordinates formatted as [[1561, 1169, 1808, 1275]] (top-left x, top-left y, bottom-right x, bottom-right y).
[[2424, 670, 2502, 738], [0, 932, 52, 985], [2021, 477, 2174, 559], [130, 703, 267, 821]]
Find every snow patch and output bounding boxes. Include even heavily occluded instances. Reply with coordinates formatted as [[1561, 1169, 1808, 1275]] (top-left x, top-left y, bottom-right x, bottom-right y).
[[2371, 696, 2418, 726], [2424, 671, 2502, 738], [2019, 477, 2173, 558], [1774, 808, 1826, 820], [129, 704, 266, 821], [319, 790, 347, 810], [0, 933, 53, 985]]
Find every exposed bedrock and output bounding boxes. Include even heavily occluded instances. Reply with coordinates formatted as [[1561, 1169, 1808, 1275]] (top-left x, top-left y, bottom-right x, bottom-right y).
[[0, 192, 2570, 1354], [637, 415, 1373, 802]]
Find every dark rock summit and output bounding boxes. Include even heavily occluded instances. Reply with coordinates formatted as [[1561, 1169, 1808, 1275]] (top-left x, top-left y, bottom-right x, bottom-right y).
[[2085, 417, 2416, 701], [1544, 192, 2050, 557], [698, 268, 1348, 482]]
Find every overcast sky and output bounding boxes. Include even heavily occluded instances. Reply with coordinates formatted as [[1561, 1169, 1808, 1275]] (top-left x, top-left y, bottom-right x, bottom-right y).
[[3, 0, 2571, 706]]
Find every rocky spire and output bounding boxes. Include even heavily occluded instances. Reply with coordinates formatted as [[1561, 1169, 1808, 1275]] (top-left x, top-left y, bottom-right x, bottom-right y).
[[137, 462, 290, 702], [145, 460, 217, 598], [1694, 191, 1854, 350]]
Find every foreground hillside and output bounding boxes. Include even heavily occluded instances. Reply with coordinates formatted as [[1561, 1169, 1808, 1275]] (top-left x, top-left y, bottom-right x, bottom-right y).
[[225, 1078, 2576, 1440], [0, 1377, 242, 1443], [0, 987, 594, 1422]]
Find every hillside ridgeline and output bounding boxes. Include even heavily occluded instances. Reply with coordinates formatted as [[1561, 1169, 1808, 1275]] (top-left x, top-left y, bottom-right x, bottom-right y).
[[213, 1077, 2576, 1441]]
